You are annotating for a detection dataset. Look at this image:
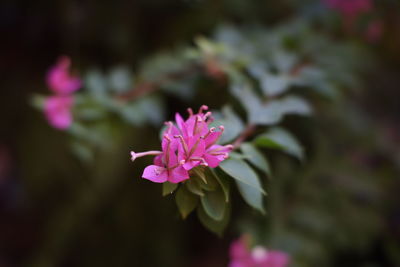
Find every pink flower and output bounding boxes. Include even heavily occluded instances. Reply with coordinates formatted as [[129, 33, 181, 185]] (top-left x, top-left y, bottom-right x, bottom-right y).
[[324, 0, 372, 18], [46, 56, 81, 95], [130, 105, 233, 183], [43, 56, 81, 130], [229, 237, 290, 267], [44, 95, 74, 130]]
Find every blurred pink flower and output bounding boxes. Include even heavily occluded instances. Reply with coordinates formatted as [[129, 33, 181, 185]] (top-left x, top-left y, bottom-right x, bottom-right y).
[[44, 95, 74, 130], [131, 105, 233, 183], [44, 56, 81, 130], [229, 236, 290, 267], [325, 0, 372, 18], [46, 56, 81, 95]]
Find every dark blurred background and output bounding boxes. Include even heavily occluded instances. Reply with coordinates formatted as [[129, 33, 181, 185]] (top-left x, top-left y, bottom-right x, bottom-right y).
[[1, 0, 400, 266]]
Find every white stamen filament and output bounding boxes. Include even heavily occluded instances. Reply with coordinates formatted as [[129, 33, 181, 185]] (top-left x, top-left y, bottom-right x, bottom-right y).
[[203, 111, 212, 121], [202, 127, 216, 140], [163, 135, 172, 165], [198, 105, 208, 114], [193, 115, 200, 135], [174, 135, 189, 155], [130, 150, 162, 161], [208, 144, 233, 153], [190, 157, 209, 166], [168, 160, 186, 170]]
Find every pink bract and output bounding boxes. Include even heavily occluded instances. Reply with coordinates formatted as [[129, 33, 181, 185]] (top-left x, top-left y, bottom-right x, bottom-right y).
[[229, 236, 290, 267], [44, 95, 74, 130], [324, 0, 372, 18], [130, 105, 233, 184], [46, 56, 81, 95]]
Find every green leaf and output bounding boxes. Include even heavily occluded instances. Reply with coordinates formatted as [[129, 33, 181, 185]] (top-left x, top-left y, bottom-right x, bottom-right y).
[[137, 96, 165, 126], [219, 158, 265, 194], [260, 73, 291, 97], [107, 66, 133, 93], [200, 187, 226, 221], [254, 127, 304, 160], [197, 168, 218, 191], [162, 182, 178, 196], [197, 202, 231, 236], [231, 85, 279, 125], [293, 66, 339, 98], [231, 86, 311, 126], [235, 180, 265, 213], [119, 103, 146, 126], [240, 143, 271, 176], [195, 36, 224, 55], [210, 105, 244, 144], [85, 69, 107, 97], [185, 179, 204, 196], [175, 185, 198, 219], [211, 169, 230, 202], [31, 94, 45, 110], [277, 96, 312, 116], [229, 151, 249, 160], [253, 136, 283, 149], [192, 167, 208, 185]]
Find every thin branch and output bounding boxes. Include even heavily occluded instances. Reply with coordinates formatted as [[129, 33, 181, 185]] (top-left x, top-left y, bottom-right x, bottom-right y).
[[232, 124, 257, 149], [116, 64, 203, 102]]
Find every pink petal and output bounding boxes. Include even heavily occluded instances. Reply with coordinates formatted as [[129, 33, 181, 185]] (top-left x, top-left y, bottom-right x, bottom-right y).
[[168, 165, 189, 183], [208, 144, 231, 153], [185, 116, 208, 136], [204, 131, 222, 148], [203, 154, 224, 168], [230, 238, 250, 259], [264, 251, 290, 267], [46, 56, 81, 94], [153, 154, 163, 166], [204, 144, 232, 168], [44, 96, 74, 130], [182, 160, 200, 171], [142, 165, 168, 183], [175, 112, 188, 136], [187, 136, 206, 158], [178, 136, 206, 170], [228, 261, 248, 267]]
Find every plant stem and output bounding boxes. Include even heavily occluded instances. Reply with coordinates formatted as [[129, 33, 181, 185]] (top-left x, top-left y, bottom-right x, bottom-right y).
[[232, 124, 257, 149], [116, 64, 202, 102]]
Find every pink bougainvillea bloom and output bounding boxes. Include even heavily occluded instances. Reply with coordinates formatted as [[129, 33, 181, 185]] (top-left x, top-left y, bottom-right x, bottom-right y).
[[130, 105, 233, 183], [229, 237, 254, 267], [203, 127, 233, 167], [46, 56, 81, 95], [139, 135, 190, 183], [324, 0, 372, 18], [44, 56, 81, 130], [229, 236, 290, 267], [44, 95, 74, 130]]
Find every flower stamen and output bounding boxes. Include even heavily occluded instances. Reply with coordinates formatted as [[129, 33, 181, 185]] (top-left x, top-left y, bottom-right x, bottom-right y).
[[130, 150, 162, 162], [174, 135, 189, 155], [198, 105, 208, 114]]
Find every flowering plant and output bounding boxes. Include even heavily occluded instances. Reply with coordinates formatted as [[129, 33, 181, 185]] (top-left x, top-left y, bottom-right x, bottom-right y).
[[131, 105, 233, 183], [30, 11, 378, 266]]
